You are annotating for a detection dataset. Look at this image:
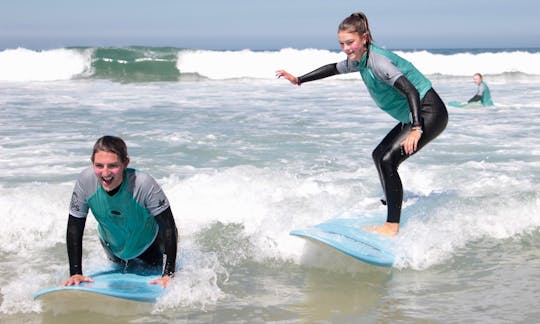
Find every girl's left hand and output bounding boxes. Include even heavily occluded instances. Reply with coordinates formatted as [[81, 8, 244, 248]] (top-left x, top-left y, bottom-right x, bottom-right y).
[[401, 128, 422, 155], [149, 275, 173, 288]]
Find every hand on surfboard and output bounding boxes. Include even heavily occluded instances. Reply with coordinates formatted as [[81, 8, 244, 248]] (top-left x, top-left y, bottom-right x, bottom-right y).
[[61, 274, 94, 286], [149, 275, 173, 288]]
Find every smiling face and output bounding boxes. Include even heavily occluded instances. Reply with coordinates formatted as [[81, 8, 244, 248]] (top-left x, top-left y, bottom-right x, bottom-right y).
[[92, 150, 129, 192], [338, 30, 368, 61]]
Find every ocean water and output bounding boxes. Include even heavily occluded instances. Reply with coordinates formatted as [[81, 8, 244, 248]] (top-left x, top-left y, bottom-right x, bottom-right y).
[[1, 47, 540, 323]]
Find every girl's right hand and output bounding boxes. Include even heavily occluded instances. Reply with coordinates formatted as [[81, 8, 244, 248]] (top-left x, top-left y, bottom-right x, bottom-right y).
[[62, 274, 93, 286], [275, 70, 300, 85]]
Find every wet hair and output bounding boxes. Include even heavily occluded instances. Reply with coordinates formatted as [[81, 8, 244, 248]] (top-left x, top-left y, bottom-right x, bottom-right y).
[[91, 135, 129, 163], [338, 12, 373, 66]]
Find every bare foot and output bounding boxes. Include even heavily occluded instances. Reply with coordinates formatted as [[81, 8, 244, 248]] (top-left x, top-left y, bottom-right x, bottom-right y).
[[363, 222, 399, 238]]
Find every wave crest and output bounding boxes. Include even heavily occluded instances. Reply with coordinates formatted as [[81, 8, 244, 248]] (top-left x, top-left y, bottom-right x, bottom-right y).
[[1, 47, 538, 82], [0, 48, 92, 82]]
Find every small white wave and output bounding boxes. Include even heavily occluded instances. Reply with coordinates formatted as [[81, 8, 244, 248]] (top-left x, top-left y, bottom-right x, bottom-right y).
[[398, 50, 540, 76], [177, 48, 539, 80], [177, 48, 359, 80], [0, 48, 92, 82]]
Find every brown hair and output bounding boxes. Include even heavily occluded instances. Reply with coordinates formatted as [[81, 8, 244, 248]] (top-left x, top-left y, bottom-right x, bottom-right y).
[[338, 12, 373, 65], [91, 135, 129, 163]]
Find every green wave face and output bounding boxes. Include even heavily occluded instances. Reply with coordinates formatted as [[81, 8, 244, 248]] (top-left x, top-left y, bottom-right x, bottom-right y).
[[91, 47, 181, 82]]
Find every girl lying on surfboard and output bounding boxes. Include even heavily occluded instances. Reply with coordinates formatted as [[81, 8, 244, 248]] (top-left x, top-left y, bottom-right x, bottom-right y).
[[277, 12, 448, 237], [62, 136, 178, 287]]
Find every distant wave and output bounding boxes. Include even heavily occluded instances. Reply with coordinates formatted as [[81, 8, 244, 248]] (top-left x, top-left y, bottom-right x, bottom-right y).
[[179, 48, 540, 80], [1, 46, 539, 82]]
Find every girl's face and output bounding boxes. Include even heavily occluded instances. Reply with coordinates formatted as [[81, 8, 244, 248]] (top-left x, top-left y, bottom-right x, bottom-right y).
[[93, 150, 129, 192], [338, 30, 368, 61]]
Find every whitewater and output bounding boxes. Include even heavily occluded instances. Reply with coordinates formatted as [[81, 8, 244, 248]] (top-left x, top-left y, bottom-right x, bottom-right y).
[[1, 47, 540, 323], [1, 47, 540, 82]]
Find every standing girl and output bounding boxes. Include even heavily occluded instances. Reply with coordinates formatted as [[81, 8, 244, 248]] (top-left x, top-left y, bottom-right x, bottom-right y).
[[276, 12, 448, 237]]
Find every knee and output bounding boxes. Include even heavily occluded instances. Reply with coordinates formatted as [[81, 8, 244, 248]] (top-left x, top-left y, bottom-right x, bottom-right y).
[[379, 151, 398, 174], [372, 148, 383, 165]]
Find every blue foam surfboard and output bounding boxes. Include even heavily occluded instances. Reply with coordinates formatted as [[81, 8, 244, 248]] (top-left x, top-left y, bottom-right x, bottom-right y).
[[34, 269, 164, 303], [291, 214, 401, 267]]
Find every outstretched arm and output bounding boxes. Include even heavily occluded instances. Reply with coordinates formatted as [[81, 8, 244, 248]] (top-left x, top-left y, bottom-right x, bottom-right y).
[[276, 63, 339, 85]]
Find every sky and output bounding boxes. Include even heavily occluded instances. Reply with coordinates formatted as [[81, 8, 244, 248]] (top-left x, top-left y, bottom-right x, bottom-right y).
[[0, 0, 538, 50]]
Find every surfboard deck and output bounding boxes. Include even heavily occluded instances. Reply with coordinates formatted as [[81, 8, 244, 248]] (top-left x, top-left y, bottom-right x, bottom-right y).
[[291, 215, 397, 267], [34, 269, 164, 304]]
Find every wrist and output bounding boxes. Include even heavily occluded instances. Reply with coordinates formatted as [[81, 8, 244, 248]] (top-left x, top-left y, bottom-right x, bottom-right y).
[[163, 270, 175, 278], [412, 126, 423, 134]]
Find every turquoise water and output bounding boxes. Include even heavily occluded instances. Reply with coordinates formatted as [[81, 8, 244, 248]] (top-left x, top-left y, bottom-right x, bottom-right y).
[[1, 47, 539, 323]]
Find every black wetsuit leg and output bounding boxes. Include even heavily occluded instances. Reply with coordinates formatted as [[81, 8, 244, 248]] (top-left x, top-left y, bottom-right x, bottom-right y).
[[372, 88, 448, 223]]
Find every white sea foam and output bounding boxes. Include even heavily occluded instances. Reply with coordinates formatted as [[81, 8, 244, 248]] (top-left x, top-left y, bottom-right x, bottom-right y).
[[0, 48, 92, 82], [396, 50, 540, 76], [1, 47, 538, 82], [177, 48, 540, 79], [1, 66, 539, 316]]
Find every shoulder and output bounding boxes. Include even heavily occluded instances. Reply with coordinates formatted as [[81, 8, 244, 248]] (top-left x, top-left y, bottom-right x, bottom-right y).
[[70, 167, 96, 216], [125, 168, 170, 214], [126, 168, 158, 184], [75, 167, 98, 188], [125, 168, 162, 194], [368, 47, 396, 69], [367, 48, 402, 84]]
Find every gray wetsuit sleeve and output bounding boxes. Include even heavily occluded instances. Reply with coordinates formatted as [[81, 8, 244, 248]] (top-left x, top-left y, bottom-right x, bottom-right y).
[[369, 52, 403, 86], [127, 171, 170, 216], [69, 167, 97, 218], [477, 83, 485, 96], [336, 59, 360, 74]]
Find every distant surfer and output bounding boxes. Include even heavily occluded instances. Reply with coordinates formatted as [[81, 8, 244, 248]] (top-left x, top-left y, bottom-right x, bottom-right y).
[[467, 73, 493, 106], [62, 136, 178, 287], [276, 12, 448, 237]]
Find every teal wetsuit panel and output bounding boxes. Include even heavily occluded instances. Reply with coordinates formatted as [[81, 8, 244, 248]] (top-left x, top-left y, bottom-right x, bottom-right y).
[[69, 168, 170, 260], [481, 82, 493, 106], [337, 44, 432, 123]]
